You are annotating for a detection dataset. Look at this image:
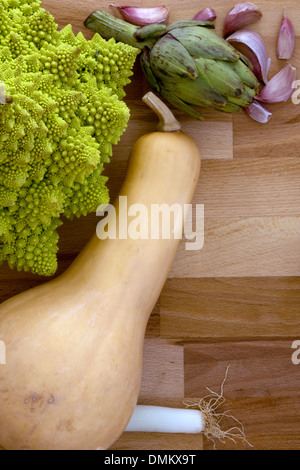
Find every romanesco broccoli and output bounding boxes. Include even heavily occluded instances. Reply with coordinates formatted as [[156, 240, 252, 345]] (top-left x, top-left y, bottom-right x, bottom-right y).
[[0, 0, 139, 276]]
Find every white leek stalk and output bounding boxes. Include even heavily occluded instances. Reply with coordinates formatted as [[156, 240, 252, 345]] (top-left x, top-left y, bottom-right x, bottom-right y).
[[125, 405, 204, 434]]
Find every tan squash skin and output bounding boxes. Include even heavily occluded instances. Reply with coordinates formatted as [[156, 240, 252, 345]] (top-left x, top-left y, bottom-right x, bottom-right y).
[[0, 131, 200, 450]]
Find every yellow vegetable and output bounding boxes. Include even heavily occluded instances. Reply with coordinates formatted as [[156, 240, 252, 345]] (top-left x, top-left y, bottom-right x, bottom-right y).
[[0, 93, 201, 450]]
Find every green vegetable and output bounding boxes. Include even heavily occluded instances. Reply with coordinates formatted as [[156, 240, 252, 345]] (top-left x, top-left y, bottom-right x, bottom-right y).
[[0, 0, 139, 276], [84, 11, 260, 120]]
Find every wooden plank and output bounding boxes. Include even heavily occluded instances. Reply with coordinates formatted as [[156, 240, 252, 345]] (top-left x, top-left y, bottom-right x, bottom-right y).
[[184, 341, 300, 398], [192, 157, 300, 218], [169, 217, 300, 278], [160, 277, 300, 339], [140, 339, 184, 399]]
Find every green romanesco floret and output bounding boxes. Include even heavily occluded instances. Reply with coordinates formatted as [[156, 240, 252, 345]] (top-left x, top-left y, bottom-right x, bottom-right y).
[[0, 0, 139, 276], [1, 217, 62, 276]]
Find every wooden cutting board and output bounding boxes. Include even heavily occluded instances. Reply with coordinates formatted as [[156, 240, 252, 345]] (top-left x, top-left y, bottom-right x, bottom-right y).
[[1, 0, 300, 450]]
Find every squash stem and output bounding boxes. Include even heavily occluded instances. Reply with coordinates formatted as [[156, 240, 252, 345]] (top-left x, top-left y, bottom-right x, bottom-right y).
[[142, 92, 181, 132]]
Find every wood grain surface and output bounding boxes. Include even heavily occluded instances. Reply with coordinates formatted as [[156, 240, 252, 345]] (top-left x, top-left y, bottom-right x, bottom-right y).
[[0, 0, 300, 451]]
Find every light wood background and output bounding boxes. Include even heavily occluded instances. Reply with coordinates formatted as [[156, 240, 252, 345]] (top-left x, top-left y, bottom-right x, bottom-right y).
[[1, 0, 300, 450]]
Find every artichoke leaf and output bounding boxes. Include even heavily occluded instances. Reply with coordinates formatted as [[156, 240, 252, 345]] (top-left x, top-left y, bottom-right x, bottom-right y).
[[162, 73, 227, 110], [140, 49, 161, 93], [159, 87, 205, 120], [150, 34, 198, 81], [195, 57, 246, 100], [170, 26, 240, 62]]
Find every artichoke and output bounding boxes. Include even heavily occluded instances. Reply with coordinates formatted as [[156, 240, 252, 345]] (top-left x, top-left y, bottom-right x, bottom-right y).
[[84, 11, 260, 119]]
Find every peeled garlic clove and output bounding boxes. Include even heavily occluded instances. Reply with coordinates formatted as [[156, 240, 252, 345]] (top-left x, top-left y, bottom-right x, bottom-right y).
[[256, 64, 297, 103], [244, 100, 272, 123], [227, 29, 271, 83], [277, 11, 295, 60], [113, 5, 170, 26], [224, 2, 262, 37], [193, 8, 217, 22]]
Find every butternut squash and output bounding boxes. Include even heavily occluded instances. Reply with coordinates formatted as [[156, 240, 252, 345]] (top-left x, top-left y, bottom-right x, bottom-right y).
[[0, 93, 201, 450]]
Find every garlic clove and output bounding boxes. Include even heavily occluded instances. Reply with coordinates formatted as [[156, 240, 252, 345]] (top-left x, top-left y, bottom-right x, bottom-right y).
[[227, 29, 271, 83], [224, 2, 262, 37], [256, 64, 297, 103], [193, 8, 217, 22], [277, 11, 295, 60], [112, 5, 170, 26], [244, 99, 272, 123]]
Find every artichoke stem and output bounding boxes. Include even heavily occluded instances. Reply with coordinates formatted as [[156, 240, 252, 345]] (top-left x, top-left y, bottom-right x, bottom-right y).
[[142, 92, 181, 132], [84, 10, 154, 50]]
